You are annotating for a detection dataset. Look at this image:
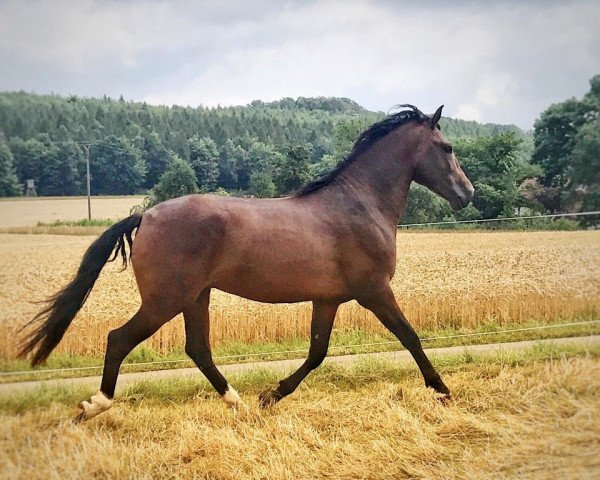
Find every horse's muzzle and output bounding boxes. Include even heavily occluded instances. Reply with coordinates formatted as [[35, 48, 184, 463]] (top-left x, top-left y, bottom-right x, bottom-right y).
[[453, 183, 475, 210]]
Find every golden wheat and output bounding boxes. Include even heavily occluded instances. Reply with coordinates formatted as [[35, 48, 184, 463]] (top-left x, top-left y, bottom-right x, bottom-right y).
[[0, 196, 143, 228], [0, 230, 599, 358]]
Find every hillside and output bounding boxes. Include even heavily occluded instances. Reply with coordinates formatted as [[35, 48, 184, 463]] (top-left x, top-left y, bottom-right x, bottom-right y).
[[0, 91, 528, 200], [0, 91, 523, 149]]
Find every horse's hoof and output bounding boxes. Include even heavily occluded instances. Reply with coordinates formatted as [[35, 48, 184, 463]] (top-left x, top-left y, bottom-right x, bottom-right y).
[[74, 391, 113, 422], [435, 392, 453, 406], [73, 410, 86, 424], [222, 385, 247, 410], [258, 389, 283, 409]]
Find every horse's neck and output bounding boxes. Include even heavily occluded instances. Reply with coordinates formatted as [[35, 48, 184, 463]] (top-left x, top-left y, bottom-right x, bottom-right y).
[[328, 134, 414, 225]]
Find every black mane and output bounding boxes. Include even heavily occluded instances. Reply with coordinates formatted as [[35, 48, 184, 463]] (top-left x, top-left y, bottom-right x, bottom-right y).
[[296, 105, 430, 196]]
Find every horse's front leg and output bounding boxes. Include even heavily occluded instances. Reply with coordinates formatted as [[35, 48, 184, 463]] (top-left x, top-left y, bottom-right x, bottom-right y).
[[259, 301, 339, 408], [359, 286, 451, 401]]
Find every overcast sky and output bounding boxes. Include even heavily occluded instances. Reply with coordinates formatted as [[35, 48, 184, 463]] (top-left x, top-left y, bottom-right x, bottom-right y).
[[0, 0, 598, 129]]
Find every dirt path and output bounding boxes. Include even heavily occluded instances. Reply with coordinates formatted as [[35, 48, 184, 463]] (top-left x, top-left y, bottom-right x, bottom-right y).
[[1, 335, 598, 395]]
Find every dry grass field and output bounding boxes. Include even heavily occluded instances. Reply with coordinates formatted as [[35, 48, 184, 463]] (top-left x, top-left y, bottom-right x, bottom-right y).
[[0, 230, 599, 359], [1, 346, 599, 479], [0, 196, 143, 228]]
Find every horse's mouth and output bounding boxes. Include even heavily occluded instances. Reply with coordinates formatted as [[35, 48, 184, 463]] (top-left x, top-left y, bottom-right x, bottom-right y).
[[453, 184, 475, 210], [450, 198, 465, 210], [451, 191, 473, 210]]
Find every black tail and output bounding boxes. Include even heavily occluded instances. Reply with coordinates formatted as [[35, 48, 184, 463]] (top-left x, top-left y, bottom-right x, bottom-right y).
[[19, 213, 143, 366]]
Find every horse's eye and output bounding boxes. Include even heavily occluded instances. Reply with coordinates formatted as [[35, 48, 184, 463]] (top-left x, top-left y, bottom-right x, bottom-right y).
[[443, 144, 453, 154]]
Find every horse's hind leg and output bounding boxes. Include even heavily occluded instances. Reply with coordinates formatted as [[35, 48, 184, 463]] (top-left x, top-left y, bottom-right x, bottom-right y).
[[259, 301, 338, 408], [183, 289, 243, 409], [75, 302, 176, 422]]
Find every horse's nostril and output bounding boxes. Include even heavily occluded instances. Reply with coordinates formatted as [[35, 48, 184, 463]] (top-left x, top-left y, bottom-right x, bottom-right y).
[[467, 187, 474, 201], [457, 186, 474, 209]]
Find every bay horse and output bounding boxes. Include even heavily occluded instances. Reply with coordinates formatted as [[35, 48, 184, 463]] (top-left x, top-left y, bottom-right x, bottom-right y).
[[20, 105, 474, 421]]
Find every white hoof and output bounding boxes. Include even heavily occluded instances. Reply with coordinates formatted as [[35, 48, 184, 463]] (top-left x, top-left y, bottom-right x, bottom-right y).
[[76, 391, 113, 421], [434, 392, 453, 405], [222, 385, 247, 410]]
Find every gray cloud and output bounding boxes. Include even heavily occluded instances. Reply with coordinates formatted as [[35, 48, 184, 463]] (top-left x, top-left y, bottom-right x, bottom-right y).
[[0, 0, 598, 129]]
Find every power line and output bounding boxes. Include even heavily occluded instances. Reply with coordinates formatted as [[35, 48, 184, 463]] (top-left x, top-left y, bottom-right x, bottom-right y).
[[398, 210, 600, 228], [2, 319, 598, 378]]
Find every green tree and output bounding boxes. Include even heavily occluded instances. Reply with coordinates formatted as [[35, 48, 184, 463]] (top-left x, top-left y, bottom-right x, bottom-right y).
[[9, 136, 45, 189], [142, 132, 170, 189], [331, 117, 369, 156], [90, 135, 145, 195], [569, 117, 600, 217], [534, 100, 580, 182], [248, 171, 276, 198], [8, 135, 79, 195], [188, 135, 219, 191], [310, 117, 367, 178], [42, 139, 82, 196], [532, 74, 600, 211], [274, 144, 312, 194], [0, 140, 22, 196], [146, 153, 198, 207], [246, 141, 284, 173], [403, 184, 454, 224], [218, 139, 246, 190], [243, 140, 285, 194], [456, 133, 541, 218]]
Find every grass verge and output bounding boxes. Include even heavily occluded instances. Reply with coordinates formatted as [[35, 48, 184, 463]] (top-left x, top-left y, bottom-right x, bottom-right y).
[[2, 319, 598, 383], [0, 218, 116, 235], [36, 218, 117, 227], [0, 225, 107, 235], [1, 341, 598, 413]]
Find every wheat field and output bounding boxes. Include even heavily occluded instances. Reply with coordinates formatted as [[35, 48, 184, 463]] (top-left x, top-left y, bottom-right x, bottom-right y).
[[0, 196, 143, 228], [1, 230, 598, 359]]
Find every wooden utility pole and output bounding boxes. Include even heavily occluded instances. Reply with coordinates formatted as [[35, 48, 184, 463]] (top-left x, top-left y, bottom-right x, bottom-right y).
[[80, 143, 94, 221]]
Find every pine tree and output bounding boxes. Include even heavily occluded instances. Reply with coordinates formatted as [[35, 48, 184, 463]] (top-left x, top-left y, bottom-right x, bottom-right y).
[[142, 132, 170, 189], [0, 140, 22, 196], [90, 136, 146, 195], [188, 135, 219, 192], [274, 144, 312, 195], [218, 139, 246, 190]]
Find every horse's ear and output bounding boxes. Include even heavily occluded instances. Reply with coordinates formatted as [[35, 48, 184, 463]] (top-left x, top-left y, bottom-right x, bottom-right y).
[[430, 105, 443, 130]]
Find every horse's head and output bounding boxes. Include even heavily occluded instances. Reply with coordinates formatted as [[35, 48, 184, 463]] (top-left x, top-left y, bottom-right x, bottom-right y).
[[410, 106, 474, 210]]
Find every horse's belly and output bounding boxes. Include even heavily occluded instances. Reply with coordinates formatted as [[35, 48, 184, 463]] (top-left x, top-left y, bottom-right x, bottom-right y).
[[212, 262, 347, 303], [206, 222, 348, 302]]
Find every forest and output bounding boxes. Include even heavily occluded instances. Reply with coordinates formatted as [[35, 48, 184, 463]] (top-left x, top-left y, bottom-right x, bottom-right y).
[[0, 74, 598, 225]]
